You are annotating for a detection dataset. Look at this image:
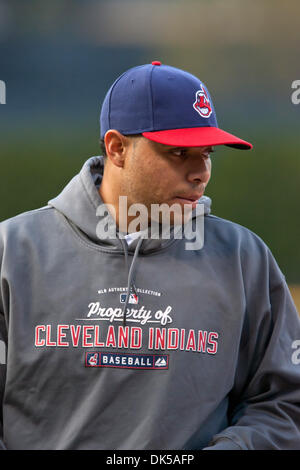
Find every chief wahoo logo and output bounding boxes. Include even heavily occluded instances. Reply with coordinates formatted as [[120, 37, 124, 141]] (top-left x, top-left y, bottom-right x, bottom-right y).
[[193, 85, 212, 118]]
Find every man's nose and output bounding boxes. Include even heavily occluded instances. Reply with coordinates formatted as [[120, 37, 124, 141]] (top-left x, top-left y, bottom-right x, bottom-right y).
[[186, 156, 211, 184]]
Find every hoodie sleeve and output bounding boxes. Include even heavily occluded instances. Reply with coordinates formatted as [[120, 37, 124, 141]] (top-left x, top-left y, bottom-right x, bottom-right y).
[[0, 316, 6, 451], [0, 228, 7, 450], [203, 242, 300, 450]]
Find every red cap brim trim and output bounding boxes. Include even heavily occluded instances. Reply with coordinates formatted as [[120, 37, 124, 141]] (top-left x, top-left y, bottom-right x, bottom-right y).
[[142, 127, 252, 150]]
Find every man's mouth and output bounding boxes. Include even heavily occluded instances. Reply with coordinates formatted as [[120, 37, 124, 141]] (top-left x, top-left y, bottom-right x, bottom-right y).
[[173, 194, 202, 208], [176, 193, 202, 201]]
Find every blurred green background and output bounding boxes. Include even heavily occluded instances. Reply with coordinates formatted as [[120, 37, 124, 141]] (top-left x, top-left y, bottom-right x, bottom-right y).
[[0, 0, 299, 292]]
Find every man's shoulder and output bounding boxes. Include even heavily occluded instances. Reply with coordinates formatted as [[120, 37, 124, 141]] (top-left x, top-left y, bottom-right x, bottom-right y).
[[0, 205, 56, 238], [205, 213, 269, 252], [1, 205, 53, 223]]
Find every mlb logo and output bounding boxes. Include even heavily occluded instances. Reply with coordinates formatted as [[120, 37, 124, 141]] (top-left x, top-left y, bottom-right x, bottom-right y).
[[120, 293, 139, 304]]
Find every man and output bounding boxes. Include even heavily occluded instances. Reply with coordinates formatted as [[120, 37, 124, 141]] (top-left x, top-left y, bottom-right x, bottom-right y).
[[0, 61, 300, 450]]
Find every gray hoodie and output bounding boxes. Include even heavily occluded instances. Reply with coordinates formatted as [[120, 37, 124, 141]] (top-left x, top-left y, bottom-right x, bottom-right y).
[[0, 156, 300, 450]]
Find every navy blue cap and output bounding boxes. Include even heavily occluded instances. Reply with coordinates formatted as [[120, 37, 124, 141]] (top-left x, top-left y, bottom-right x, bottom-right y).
[[100, 61, 252, 150]]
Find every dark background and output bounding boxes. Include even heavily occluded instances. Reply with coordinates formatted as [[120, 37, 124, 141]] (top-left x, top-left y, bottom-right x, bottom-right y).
[[0, 0, 299, 286]]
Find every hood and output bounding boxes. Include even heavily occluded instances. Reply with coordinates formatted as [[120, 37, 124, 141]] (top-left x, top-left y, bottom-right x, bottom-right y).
[[48, 156, 212, 324], [48, 156, 212, 254]]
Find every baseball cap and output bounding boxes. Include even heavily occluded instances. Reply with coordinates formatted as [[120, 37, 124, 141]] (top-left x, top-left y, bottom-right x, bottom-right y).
[[100, 61, 252, 150]]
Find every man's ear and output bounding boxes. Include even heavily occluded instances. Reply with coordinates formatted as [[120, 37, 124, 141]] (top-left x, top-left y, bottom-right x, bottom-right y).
[[104, 130, 128, 168]]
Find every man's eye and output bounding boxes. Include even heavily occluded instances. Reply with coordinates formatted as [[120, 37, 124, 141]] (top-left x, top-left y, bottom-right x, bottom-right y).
[[171, 149, 187, 157]]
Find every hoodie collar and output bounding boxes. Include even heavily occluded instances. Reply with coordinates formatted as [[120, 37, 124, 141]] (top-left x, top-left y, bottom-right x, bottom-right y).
[[48, 156, 212, 254]]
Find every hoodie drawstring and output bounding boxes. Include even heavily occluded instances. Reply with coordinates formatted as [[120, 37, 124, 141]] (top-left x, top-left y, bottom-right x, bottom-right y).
[[118, 235, 144, 326]]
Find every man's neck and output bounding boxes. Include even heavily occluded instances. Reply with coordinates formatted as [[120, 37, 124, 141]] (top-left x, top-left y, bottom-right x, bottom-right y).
[[99, 171, 147, 234]]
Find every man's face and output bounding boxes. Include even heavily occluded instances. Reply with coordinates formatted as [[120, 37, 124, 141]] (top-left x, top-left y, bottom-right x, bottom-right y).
[[119, 135, 212, 227]]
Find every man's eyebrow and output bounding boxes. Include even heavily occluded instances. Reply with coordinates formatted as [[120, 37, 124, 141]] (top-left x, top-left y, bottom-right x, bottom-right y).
[[151, 141, 215, 152], [157, 144, 188, 150], [167, 146, 187, 150], [150, 141, 181, 151], [162, 145, 215, 152]]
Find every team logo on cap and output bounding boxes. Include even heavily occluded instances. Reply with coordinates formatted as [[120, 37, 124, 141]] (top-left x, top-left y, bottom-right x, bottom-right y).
[[193, 85, 212, 118]]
